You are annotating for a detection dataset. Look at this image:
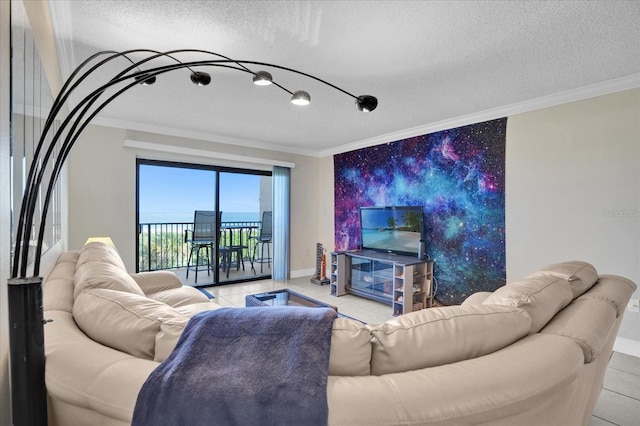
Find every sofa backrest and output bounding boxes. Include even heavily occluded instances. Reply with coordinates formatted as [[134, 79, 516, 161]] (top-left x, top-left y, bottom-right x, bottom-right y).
[[368, 304, 532, 375], [43, 250, 80, 313], [74, 288, 187, 360], [73, 242, 145, 300], [365, 261, 613, 376], [482, 275, 573, 333], [527, 260, 599, 299], [66, 242, 221, 362], [541, 274, 637, 363], [328, 318, 372, 376]]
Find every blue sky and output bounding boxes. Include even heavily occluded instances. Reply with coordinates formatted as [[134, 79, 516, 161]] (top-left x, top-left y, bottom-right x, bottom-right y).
[[139, 164, 261, 222]]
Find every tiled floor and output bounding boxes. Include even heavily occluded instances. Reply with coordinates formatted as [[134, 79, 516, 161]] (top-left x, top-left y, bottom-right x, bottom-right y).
[[590, 351, 640, 426], [202, 275, 393, 324], [203, 276, 640, 425]]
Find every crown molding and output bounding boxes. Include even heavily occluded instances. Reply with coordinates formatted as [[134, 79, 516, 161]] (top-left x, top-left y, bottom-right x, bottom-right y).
[[91, 115, 320, 158], [321, 74, 640, 157], [84, 73, 640, 159], [123, 139, 296, 169]]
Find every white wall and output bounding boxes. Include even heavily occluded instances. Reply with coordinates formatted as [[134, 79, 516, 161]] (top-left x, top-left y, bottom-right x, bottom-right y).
[[68, 126, 322, 275], [506, 88, 640, 351]]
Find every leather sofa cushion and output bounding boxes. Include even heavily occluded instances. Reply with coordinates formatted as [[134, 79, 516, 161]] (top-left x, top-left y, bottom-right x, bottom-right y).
[[44, 310, 158, 424], [329, 318, 372, 376], [155, 317, 190, 362], [76, 241, 127, 271], [528, 261, 599, 298], [154, 304, 222, 362], [130, 271, 183, 295], [43, 250, 79, 313], [483, 275, 573, 333], [176, 302, 221, 317], [369, 304, 531, 375], [147, 286, 212, 308], [73, 288, 183, 360], [461, 291, 492, 306], [541, 298, 616, 363], [46, 250, 80, 280], [579, 274, 638, 317], [74, 261, 145, 300]]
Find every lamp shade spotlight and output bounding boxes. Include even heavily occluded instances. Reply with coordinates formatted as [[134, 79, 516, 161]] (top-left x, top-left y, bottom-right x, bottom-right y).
[[291, 90, 311, 106], [190, 71, 211, 86], [253, 71, 273, 86], [134, 74, 156, 86], [356, 95, 378, 112]]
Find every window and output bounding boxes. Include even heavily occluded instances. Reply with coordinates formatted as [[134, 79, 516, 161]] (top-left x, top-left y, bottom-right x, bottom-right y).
[[136, 159, 272, 286]]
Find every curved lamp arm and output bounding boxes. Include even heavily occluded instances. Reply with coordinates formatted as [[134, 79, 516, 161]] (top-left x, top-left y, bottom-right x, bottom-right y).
[[13, 49, 378, 278]]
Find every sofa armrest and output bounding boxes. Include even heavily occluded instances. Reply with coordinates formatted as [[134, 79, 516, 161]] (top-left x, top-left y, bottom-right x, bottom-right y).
[[45, 310, 158, 424], [129, 271, 183, 295]]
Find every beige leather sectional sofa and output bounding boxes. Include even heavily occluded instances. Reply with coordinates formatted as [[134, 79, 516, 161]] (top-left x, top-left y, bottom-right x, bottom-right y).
[[43, 241, 636, 425]]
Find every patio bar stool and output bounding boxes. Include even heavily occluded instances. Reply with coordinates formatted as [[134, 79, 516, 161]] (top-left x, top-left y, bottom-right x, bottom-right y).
[[185, 210, 219, 283], [250, 211, 272, 274]]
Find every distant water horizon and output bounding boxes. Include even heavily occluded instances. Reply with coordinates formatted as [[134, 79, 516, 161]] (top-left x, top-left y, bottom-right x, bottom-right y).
[[140, 212, 260, 224]]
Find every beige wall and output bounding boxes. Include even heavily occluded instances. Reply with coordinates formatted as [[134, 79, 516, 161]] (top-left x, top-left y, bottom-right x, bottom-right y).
[[68, 126, 323, 276], [506, 88, 640, 349]]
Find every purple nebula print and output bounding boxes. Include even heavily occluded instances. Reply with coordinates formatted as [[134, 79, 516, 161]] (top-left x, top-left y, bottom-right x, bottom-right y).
[[334, 118, 507, 305]]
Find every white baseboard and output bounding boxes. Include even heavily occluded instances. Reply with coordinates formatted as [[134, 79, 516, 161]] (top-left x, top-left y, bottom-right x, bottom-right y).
[[290, 268, 315, 279], [614, 337, 640, 358]]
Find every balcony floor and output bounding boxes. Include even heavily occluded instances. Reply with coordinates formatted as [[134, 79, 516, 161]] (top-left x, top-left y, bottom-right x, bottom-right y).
[[172, 259, 271, 287]]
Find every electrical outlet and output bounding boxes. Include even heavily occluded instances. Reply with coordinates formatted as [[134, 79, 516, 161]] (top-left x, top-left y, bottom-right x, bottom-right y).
[[628, 298, 640, 313]]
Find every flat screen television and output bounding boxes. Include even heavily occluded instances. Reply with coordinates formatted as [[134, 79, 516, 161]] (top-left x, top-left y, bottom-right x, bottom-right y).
[[359, 206, 424, 256]]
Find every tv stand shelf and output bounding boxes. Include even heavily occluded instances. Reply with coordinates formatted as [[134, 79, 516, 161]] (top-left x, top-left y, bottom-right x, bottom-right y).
[[330, 250, 433, 316]]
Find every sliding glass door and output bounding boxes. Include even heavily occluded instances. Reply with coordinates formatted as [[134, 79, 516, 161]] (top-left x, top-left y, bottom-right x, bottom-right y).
[[137, 159, 272, 286]]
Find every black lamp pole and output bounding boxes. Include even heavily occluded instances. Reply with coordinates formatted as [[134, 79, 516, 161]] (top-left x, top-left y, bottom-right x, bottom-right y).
[[8, 48, 377, 425]]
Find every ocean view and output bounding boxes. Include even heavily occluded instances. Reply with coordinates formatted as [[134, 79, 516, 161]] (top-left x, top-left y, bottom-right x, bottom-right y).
[[140, 212, 260, 224]]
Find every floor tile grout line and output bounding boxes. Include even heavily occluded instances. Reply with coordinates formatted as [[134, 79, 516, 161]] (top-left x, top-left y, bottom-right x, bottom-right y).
[[591, 414, 620, 426], [607, 365, 640, 377], [601, 387, 640, 403]]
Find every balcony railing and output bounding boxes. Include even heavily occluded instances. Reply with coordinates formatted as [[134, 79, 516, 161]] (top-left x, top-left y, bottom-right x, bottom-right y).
[[138, 221, 261, 272]]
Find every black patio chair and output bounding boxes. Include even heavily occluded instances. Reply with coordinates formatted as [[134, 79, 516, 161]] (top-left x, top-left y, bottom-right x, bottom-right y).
[[185, 210, 220, 283], [250, 211, 272, 274]]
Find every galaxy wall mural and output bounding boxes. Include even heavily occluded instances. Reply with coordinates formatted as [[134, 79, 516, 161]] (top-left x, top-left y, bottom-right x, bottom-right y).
[[334, 118, 507, 305]]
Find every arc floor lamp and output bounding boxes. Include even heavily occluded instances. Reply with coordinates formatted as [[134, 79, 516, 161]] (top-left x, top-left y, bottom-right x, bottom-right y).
[[8, 48, 377, 425]]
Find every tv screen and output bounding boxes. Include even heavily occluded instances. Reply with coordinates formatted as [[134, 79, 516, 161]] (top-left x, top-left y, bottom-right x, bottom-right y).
[[359, 206, 423, 256]]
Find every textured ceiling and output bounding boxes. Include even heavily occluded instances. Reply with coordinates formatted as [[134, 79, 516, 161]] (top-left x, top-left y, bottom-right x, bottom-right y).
[[47, 0, 640, 156]]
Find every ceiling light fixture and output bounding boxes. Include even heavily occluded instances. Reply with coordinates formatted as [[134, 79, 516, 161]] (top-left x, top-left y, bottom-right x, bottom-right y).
[[291, 90, 311, 106], [134, 73, 156, 85], [252, 70, 273, 86], [8, 48, 377, 425], [190, 71, 212, 86], [356, 95, 378, 112]]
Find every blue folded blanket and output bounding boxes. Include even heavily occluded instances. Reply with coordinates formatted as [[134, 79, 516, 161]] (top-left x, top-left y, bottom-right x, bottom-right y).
[[132, 306, 337, 426]]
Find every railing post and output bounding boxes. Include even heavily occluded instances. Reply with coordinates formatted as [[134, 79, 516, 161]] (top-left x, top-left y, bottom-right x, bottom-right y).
[[146, 224, 151, 272]]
